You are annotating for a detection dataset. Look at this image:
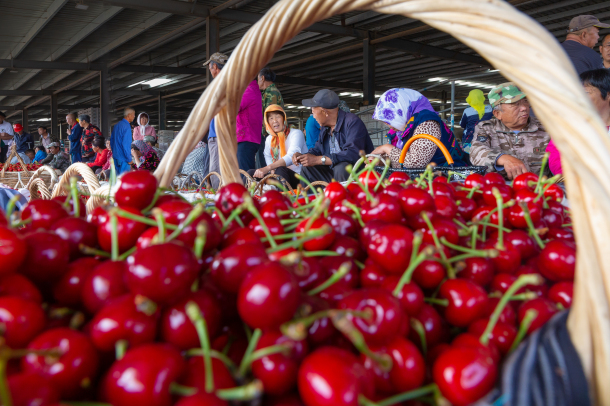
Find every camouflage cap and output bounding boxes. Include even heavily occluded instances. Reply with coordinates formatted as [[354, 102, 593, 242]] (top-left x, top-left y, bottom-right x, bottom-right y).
[[203, 52, 228, 67], [488, 82, 526, 107]]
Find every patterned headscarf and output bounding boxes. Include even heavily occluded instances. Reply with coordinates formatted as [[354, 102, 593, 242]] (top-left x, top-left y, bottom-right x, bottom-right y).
[[264, 104, 289, 161], [466, 89, 486, 119], [373, 89, 436, 131], [132, 140, 153, 157]]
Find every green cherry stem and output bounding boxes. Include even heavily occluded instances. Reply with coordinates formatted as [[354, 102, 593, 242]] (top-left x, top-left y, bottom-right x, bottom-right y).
[[519, 202, 546, 249], [410, 318, 427, 355], [440, 237, 498, 257], [248, 343, 293, 363], [343, 201, 366, 228], [185, 349, 237, 372], [307, 262, 351, 296], [113, 208, 178, 230], [237, 328, 262, 378], [109, 212, 119, 261], [0, 356, 12, 406], [169, 383, 197, 397], [186, 301, 214, 393], [421, 212, 455, 278], [374, 159, 391, 192], [280, 309, 372, 341], [79, 244, 111, 258], [266, 225, 331, 253], [492, 188, 505, 250], [534, 152, 550, 194], [115, 340, 128, 360], [509, 309, 538, 353], [166, 204, 205, 242], [393, 234, 431, 295], [244, 197, 278, 249], [358, 383, 439, 406], [152, 208, 167, 244], [216, 380, 263, 402], [194, 223, 207, 260], [70, 177, 81, 218]]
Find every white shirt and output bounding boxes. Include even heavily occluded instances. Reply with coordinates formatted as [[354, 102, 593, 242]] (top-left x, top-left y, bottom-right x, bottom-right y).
[[263, 129, 308, 174], [0, 121, 14, 147]]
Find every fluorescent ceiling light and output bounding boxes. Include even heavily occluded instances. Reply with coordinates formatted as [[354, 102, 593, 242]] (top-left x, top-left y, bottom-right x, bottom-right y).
[[37, 118, 51, 122], [339, 92, 351, 96], [129, 78, 173, 88], [75, 1, 89, 10], [297, 106, 307, 109]]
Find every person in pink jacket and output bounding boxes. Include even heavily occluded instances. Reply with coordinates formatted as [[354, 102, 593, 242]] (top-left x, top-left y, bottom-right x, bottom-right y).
[[132, 112, 156, 141], [235, 80, 263, 171]]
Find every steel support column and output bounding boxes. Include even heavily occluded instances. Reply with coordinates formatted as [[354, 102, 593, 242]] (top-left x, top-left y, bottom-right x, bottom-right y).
[[206, 16, 220, 85], [363, 37, 376, 106], [450, 81, 456, 131], [51, 95, 58, 139], [158, 93, 167, 131], [100, 66, 111, 138]]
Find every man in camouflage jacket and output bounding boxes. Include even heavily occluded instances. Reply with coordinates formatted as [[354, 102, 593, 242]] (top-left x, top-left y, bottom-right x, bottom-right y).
[[471, 82, 550, 180]]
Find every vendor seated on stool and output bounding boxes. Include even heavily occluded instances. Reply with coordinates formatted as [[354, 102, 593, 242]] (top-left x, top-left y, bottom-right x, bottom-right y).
[[293, 89, 373, 185]]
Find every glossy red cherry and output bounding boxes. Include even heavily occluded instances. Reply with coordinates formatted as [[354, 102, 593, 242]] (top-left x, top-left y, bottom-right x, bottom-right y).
[[380, 184, 403, 200], [248, 216, 285, 248], [482, 184, 512, 205], [295, 218, 335, 251], [52, 195, 86, 218], [544, 184, 564, 202], [483, 172, 505, 186], [81, 261, 128, 314], [0, 226, 26, 275], [434, 195, 457, 219], [518, 298, 558, 334], [358, 171, 380, 191], [238, 262, 300, 330], [125, 243, 199, 306], [459, 257, 495, 287], [507, 202, 541, 229], [438, 279, 489, 327], [412, 259, 446, 290], [433, 346, 497, 406], [327, 211, 359, 238], [115, 170, 158, 210], [22, 328, 99, 399], [179, 355, 236, 393], [50, 217, 98, 260], [419, 217, 459, 245], [359, 260, 387, 288], [0, 273, 42, 304], [547, 227, 574, 241], [451, 332, 500, 364], [252, 331, 307, 396], [512, 172, 538, 192], [537, 239, 576, 282], [8, 372, 60, 406], [455, 196, 477, 221], [347, 183, 368, 205], [21, 199, 68, 231], [0, 296, 45, 348], [210, 242, 268, 294], [398, 187, 435, 217], [324, 182, 348, 207], [548, 282, 573, 308], [103, 343, 185, 406], [491, 243, 521, 275], [298, 347, 374, 406], [260, 189, 290, 206], [358, 220, 387, 251], [409, 304, 449, 350], [464, 173, 485, 189], [468, 319, 517, 356], [541, 208, 563, 229], [287, 256, 327, 291], [361, 194, 403, 223], [366, 224, 413, 274], [220, 227, 262, 250], [338, 288, 404, 346], [381, 276, 424, 317], [329, 236, 365, 261], [388, 171, 410, 185], [19, 231, 70, 284], [52, 257, 99, 307], [490, 273, 517, 295], [505, 229, 538, 260], [161, 290, 222, 350], [215, 183, 249, 217], [97, 207, 148, 254], [482, 297, 517, 326]]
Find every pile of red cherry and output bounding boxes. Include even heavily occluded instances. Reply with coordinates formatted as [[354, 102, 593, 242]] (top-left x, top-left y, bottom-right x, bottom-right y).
[[0, 163, 574, 406]]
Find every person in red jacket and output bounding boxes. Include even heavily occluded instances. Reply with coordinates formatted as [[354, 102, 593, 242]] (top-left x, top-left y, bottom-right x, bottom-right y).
[[88, 138, 109, 174]]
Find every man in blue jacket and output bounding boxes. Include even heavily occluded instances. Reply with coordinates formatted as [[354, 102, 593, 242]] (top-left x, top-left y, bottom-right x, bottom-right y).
[[66, 113, 83, 163], [294, 89, 374, 184], [111, 108, 136, 175]]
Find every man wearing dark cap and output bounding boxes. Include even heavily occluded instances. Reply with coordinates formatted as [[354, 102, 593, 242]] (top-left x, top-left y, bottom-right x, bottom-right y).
[[562, 15, 610, 75], [294, 89, 373, 184], [0, 112, 14, 163]]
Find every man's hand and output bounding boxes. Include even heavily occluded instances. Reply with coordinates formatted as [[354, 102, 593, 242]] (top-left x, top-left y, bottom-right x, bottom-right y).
[[292, 152, 303, 164], [298, 154, 323, 167], [371, 144, 393, 156], [497, 154, 527, 180], [253, 167, 268, 178], [66, 128, 71, 135]]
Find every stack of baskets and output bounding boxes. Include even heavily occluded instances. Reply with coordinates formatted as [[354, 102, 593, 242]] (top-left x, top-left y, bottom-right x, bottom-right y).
[[0, 145, 56, 190]]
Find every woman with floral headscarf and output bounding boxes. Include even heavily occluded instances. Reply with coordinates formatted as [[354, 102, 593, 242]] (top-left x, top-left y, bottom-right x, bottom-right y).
[[130, 140, 159, 171], [371, 88, 467, 168], [247, 104, 307, 188], [459, 89, 493, 154]]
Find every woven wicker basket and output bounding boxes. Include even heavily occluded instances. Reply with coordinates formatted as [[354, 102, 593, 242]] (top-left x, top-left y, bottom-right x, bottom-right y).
[[85, 1, 610, 401], [0, 145, 56, 190]]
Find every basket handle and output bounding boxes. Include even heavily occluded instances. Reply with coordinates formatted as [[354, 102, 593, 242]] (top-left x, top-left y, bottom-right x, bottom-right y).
[[399, 133, 454, 166]]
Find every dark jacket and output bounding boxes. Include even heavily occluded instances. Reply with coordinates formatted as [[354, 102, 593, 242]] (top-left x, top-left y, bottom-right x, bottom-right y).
[[14, 132, 33, 153], [68, 123, 83, 154], [308, 110, 374, 168]]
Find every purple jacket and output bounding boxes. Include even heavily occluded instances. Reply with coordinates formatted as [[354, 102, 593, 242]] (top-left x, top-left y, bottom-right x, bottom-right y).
[[236, 80, 263, 144]]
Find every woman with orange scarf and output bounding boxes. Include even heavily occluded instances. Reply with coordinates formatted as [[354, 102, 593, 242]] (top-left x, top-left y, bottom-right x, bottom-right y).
[[247, 104, 307, 188]]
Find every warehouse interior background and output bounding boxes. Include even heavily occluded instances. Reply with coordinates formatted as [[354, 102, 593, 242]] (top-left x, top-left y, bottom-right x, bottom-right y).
[[1, 0, 608, 145]]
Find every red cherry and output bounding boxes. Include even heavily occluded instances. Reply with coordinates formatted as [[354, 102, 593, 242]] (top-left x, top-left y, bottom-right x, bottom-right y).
[[0, 273, 42, 304], [295, 218, 335, 251], [215, 183, 248, 217], [483, 172, 505, 186], [115, 170, 158, 210], [174, 394, 228, 406], [298, 347, 374, 406], [438, 279, 489, 327], [468, 319, 517, 356], [490, 273, 517, 295], [482, 297, 517, 326], [125, 243, 199, 306], [135, 227, 162, 250], [505, 229, 538, 260], [358, 171, 379, 191], [518, 298, 558, 334], [537, 240, 576, 282], [360, 260, 387, 288], [544, 184, 564, 202], [0, 296, 45, 348], [154, 194, 187, 207], [0, 226, 26, 275], [210, 242, 268, 294], [52, 257, 99, 307], [541, 208, 563, 229], [455, 196, 477, 221], [419, 217, 459, 245], [430, 182, 454, 199], [358, 220, 387, 251], [398, 187, 435, 217], [103, 343, 185, 406], [179, 356, 235, 393], [361, 194, 403, 224], [366, 224, 413, 274], [433, 346, 497, 406], [327, 211, 359, 238], [324, 182, 348, 207], [434, 195, 457, 219], [90, 294, 159, 352], [459, 257, 495, 287], [548, 281, 573, 308], [81, 261, 128, 314], [380, 184, 403, 199], [338, 288, 405, 346], [464, 173, 485, 189], [547, 227, 574, 241], [514, 189, 541, 207], [381, 276, 424, 317], [260, 189, 290, 206], [50, 217, 98, 260], [261, 199, 290, 220], [238, 262, 300, 330], [252, 331, 308, 396], [21, 200, 68, 231], [97, 207, 148, 254], [329, 235, 365, 261], [52, 195, 86, 218], [451, 332, 500, 364], [19, 231, 70, 284], [481, 184, 512, 206], [8, 372, 60, 406], [512, 172, 538, 192], [87, 205, 110, 226], [248, 217, 284, 248], [347, 183, 368, 205], [507, 202, 541, 229], [22, 328, 99, 399], [220, 227, 262, 250], [161, 290, 222, 350], [388, 171, 410, 185], [288, 257, 328, 291], [412, 259, 446, 290]]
